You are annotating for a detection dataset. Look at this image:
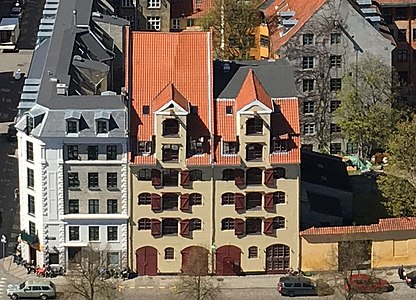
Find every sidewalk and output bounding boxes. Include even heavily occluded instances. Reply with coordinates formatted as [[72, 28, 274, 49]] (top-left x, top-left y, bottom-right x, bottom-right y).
[[1, 256, 35, 281]]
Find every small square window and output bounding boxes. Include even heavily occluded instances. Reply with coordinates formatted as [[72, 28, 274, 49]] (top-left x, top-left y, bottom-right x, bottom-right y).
[[330, 79, 342, 91], [138, 141, 152, 156], [143, 105, 150, 114], [303, 79, 314, 92], [223, 141, 238, 155], [303, 34, 314, 45], [303, 123, 315, 135], [248, 246, 258, 258], [303, 101, 315, 114], [226, 106, 233, 114], [148, 0, 161, 8], [97, 120, 108, 134], [331, 32, 341, 44], [164, 247, 174, 259], [330, 100, 341, 112], [190, 105, 198, 114], [330, 143, 342, 154], [147, 16, 161, 31], [330, 55, 342, 68], [67, 120, 78, 133], [330, 123, 342, 133], [302, 56, 314, 69], [172, 19, 180, 30]]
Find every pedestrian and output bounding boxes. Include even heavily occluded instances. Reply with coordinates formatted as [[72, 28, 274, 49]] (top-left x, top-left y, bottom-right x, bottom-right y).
[[14, 69, 21, 80], [398, 265, 405, 280]]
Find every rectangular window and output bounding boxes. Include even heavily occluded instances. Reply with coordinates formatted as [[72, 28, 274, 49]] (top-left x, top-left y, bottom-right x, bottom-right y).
[[122, 0, 132, 7], [69, 226, 79, 241], [68, 172, 80, 188], [26, 116, 34, 134], [107, 145, 117, 160], [97, 120, 108, 134], [413, 28, 416, 40], [29, 221, 36, 236], [246, 218, 262, 235], [172, 19, 180, 30], [330, 123, 342, 133], [303, 101, 315, 114], [162, 144, 179, 161], [162, 194, 178, 210], [330, 143, 342, 154], [107, 199, 118, 214], [398, 29, 407, 42], [226, 106, 233, 114], [330, 100, 341, 112], [330, 78, 342, 91], [68, 199, 79, 214], [147, 16, 161, 31], [272, 139, 288, 153], [26, 141, 33, 161], [346, 142, 358, 155], [108, 252, 120, 265], [143, 105, 150, 114], [302, 79, 314, 92], [302, 56, 314, 69], [330, 55, 342, 68], [303, 123, 315, 135], [88, 199, 99, 214], [330, 32, 341, 44], [67, 145, 78, 160], [138, 141, 152, 156], [396, 7, 407, 20], [260, 35, 269, 47], [67, 120, 78, 133], [223, 142, 238, 155], [88, 145, 99, 160], [148, 0, 161, 8], [162, 169, 178, 186], [397, 49, 409, 62], [27, 168, 34, 188], [28, 195, 35, 215], [187, 18, 194, 27], [107, 226, 118, 241], [107, 173, 118, 189], [302, 33, 314, 45], [88, 173, 99, 189], [89, 226, 99, 241]]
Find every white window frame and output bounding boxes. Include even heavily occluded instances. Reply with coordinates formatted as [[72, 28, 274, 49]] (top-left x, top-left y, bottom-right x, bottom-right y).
[[147, 16, 161, 31], [172, 18, 180, 30], [122, 0, 132, 7], [304, 123, 315, 135], [148, 0, 161, 9]]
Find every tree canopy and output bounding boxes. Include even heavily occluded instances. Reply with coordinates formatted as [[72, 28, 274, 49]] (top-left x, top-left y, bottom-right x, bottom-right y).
[[334, 54, 399, 158], [202, 0, 262, 60], [378, 115, 416, 216]]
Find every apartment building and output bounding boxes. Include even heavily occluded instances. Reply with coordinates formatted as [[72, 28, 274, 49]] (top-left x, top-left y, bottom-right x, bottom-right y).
[[377, 0, 416, 104], [14, 0, 129, 268], [262, 0, 395, 153], [128, 31, 301, 275]]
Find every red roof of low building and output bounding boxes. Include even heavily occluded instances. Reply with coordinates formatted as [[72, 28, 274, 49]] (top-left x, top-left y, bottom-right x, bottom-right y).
[[300, 217, 416, 236]]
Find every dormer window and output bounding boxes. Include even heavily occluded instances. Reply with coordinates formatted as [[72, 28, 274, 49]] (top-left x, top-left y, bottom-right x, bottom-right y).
[[246, 117, 263, 135], [26, 115, 34, 135], [163, 119, 179, 136], [97, 120, 108, 134], [67, 120, 78, 133]]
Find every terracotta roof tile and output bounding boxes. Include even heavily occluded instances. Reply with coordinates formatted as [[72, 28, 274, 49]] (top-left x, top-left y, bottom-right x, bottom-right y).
[[153, 83, 190, 112], [236, 70, 272, 111], [262, 0, 326, 55], [300, 217, 416, 236], [171, 0, 215, 19]]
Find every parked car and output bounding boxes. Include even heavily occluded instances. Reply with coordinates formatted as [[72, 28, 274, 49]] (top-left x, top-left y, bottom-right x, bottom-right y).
[[7, 280, 56, 299], [9, 5, 23, 20], [278, 276, 318, 297], [405, 271, 416, 287], [345, 274, 393, 294]]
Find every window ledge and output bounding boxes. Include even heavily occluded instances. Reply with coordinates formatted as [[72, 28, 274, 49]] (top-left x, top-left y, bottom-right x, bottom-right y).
[[88, 187, 101, 191], [68, 187, 81, 191], [107, 187, 120, 191]]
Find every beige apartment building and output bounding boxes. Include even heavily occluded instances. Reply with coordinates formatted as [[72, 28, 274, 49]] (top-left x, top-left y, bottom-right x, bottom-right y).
[[128, 31, 301, 275]]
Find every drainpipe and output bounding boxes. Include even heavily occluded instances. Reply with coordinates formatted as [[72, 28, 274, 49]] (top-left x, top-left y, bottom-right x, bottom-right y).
[[210, 162, 216, 274]]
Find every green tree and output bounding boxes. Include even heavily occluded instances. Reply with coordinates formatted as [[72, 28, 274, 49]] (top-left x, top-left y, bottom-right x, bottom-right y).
[[378, 116, 416, 216], [335, 54, 399, 158], [202, 0, 262, 60]]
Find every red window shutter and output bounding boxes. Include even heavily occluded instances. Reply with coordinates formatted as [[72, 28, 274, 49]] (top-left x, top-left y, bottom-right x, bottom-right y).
[[263, 218, 274, 235], [234, 169, 245, 187], [180, 219, 190, 237], [151, 169, 161, 186], [234, 193, 245, 211], [234, 218, 245, 235], [264, 168, 274, 187], [180, 193, 190, 211], [151, 194, 161, 211], [180, 170, 190, 186], [264, 193, 274, 212], [151, 219, 161, 236]]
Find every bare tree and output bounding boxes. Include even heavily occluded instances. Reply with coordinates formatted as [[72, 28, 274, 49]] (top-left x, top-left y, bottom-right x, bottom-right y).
[[175, 247, 221, 300], [61, 245, 122, 300]]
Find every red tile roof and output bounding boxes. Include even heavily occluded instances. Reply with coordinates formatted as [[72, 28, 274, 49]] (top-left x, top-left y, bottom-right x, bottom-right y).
[[262, 0, 326, 55], [236, 70, 272, 111], [300, 217, 416, 236], [171, 0, 215, 19], [129, 31, 213, 165], [153, 83, 190, 112]]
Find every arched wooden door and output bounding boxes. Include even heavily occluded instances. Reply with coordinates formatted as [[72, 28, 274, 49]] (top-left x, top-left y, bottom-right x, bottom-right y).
[[215, 245, 241, 275], [136, 246, 158, 276], [181, 246, 208, 274], [265, 244, 290, 274]]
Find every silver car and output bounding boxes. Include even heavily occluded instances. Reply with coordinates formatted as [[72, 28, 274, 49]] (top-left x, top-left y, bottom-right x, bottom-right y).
[[7, 280, 56, 300]]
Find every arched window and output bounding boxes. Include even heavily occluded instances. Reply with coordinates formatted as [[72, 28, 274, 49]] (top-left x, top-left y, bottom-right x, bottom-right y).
[[164, 247, 174, 259], [162, 119, 179, 135], [248, 246, 258, 258], [221, 218, 235, 230], [222, 169, 235, 181], [221, 193, 235, 205], [273, 217, 285, 229], [246, 143, 263, 161], [246, 168, 262, 185], [189, 193, 202, 205], [273, 192, 286, 204], [138, 218, 151, 230], [190, 219, 202, 231], [246, 117, 263, 135], [138, 193, 151, 205], [137, 169, 152, 180], [190, 169, 203, 181], [273, 167, 286, 179]]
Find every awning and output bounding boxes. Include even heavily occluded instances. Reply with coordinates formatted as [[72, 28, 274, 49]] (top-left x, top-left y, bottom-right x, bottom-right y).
[[20, 231, 39, 245]]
